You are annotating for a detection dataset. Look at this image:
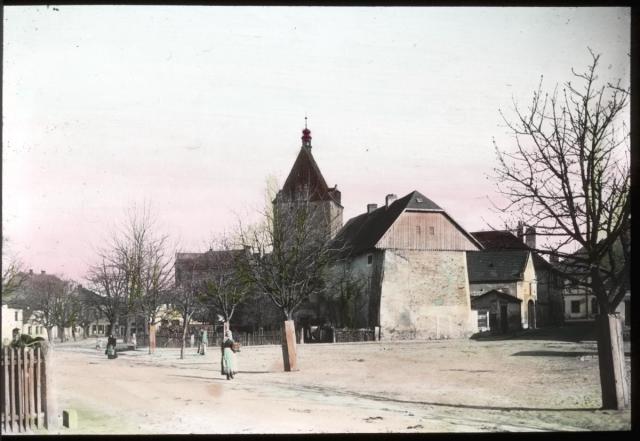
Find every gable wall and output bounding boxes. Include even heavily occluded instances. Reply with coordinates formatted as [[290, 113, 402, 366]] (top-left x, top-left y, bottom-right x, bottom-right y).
[[377, 211, 479, 251], [378, 250, 476, 340]]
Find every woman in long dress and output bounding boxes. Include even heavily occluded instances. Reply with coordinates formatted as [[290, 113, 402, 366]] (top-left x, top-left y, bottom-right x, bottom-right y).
[[220, 330, 237, 380]]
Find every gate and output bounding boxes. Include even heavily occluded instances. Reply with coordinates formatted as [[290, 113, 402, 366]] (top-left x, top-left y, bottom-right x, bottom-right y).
[[1, 346, 50, 433]]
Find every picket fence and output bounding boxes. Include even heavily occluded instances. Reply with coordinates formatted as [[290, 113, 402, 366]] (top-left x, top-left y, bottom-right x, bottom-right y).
[[1, 346, 50, 433]]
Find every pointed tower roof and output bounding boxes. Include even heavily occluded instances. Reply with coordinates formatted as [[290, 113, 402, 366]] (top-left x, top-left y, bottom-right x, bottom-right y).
[[278, 123, 341, 205]]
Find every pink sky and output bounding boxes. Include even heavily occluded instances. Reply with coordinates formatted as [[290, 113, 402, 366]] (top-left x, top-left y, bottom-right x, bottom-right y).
[[2, 6, 630, 281]]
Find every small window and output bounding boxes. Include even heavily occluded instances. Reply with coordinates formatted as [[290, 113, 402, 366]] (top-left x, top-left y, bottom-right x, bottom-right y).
[[416, 226, 421, 235], [571, 300, 581, 314], [15, 311, 19, 321], [429, 226, 435, 235], [477, 310, 489, 328], [367, 254, 373, 265], [416, 197, 423, 203], [28, 326, 32, 335]]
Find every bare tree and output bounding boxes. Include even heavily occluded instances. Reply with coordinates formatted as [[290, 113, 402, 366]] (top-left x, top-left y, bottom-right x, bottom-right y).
[[132, 224, 175, 353], [196, 237, 251, 331], [87, 205, 175, 347], [493, 50, 630, 409], [15, 273, 69, 342], [1, 237, 27, 300], [172, 269, 205, 360], [53, 280, 81, 343], [86, 256, 128, 337], [237, 189, 344, 371]]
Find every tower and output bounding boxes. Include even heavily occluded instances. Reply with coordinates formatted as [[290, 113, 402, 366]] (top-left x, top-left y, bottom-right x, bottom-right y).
[[274, 121, 343, 241]]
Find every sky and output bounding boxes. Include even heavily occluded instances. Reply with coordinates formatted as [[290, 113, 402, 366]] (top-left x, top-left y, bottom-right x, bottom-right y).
[[2, 6, 631, 281]]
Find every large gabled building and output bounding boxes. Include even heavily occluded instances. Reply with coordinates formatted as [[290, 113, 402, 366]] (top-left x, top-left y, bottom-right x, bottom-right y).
[[332, 190, 483, 340]]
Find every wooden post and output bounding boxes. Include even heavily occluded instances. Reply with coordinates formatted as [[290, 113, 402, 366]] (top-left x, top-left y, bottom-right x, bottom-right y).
[[597, 313, 629, 409], [35, 348, 42, 429], [42, 346, 52, 429], [2, 347, 8, 433], [149, 323, 157, 354], [281, 320, 298, 372], [29, 348, 35, 430], [9, 348, 16, 432], [17, 348, 24, 432]]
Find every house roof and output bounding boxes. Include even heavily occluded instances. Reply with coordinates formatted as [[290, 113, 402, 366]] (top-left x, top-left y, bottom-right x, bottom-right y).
[[466, 250, 531, 283], [471, 289, 523, 305], [332, 190, 481, 256], [175, 249, 245, 273], [277, 146, 342, 206], [471, 229, 553, 272]]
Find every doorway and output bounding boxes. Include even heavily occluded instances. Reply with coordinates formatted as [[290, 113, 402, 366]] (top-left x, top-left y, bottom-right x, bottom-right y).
[[500, 304, 508, 334], [528, 300, 536, 329]]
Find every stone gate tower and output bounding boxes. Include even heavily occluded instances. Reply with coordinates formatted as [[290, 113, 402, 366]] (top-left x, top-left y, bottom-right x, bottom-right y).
[[274, 121, 343, 241]]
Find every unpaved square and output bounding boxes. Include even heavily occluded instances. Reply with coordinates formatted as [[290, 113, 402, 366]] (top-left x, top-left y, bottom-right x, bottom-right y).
[[40, 330, 630, 434]]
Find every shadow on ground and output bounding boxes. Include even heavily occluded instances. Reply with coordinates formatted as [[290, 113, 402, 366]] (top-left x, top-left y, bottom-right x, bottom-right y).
[[471, 323, 600, 342]]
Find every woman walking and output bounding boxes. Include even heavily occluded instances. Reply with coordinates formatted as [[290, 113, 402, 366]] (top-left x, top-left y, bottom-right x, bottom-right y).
[[220, 330, 237, 380]]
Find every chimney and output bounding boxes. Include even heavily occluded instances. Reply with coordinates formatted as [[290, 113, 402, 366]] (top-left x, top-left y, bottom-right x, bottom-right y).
[[385, 194, 397, 208], [367, 203, 378, 214], [549, 254, 559, 264], [525, 226, 536, 249], [517, 221, 524, 240], [40, 270, 46, 275]]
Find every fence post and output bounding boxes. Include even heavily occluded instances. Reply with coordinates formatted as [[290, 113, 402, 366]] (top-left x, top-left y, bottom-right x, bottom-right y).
[[3, 347, 9, 433], [35, 347, 42, 430], [42, 346, 52, 430]]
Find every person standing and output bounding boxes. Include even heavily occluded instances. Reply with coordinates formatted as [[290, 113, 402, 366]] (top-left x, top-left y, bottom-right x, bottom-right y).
[[199, 329, 208, 355], [220, 330, 237, 380], [106, 334, 118, 359]]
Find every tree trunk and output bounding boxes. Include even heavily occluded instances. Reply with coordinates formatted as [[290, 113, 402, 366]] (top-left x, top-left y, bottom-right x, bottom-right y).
[[123, 315, 131, 343], [46, 326, 54, 342], [180, 319, 188, 360], [281, 319, 298, 372], [58, 325, 65, 343], [148, 322, 157, 355], [596, 313, 629, 409]]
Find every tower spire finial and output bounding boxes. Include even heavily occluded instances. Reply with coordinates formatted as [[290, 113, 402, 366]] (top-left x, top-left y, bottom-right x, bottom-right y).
[[301, 116, 312, 149]]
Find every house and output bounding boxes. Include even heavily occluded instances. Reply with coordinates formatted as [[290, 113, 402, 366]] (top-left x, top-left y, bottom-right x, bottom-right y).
[[175, 249, 281, 331], [470, 226, 564, 326], [471, 289, 522, 334], [466, 249, 537, 330], [555, 240, 630, 327], [331, 190, 483, 340]]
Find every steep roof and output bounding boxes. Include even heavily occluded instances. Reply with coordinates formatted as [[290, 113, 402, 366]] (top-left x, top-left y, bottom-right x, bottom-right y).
[[471, 289, 523, 305], [471, 230, 552, 272], [466, 250, 531, 283], [333, 190, 481, 256], [278, 147, 341, 205]]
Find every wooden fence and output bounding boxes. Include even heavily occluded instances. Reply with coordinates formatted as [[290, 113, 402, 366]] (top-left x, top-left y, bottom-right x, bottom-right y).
[[1, 346, 50, 433]]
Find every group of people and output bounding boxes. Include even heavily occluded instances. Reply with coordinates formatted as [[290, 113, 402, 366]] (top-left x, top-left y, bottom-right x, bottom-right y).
[[102, 328, 239, 381]]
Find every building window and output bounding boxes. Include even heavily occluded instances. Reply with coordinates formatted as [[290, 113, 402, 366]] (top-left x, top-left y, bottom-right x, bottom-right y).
[[477, 310, 489, 329], [98, 325, 104, 334], [367, 254, 373, 265], [92, 325, 97, 334], [416, 225, 421, 235], [571, 300, 581, 314], [28, 326, 32, 335], [429, 226, 435, 235], [15, 311, 19, 321]]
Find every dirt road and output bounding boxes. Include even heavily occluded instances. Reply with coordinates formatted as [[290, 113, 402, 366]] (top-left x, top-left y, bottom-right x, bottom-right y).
[[41, 332, 630, 434]]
